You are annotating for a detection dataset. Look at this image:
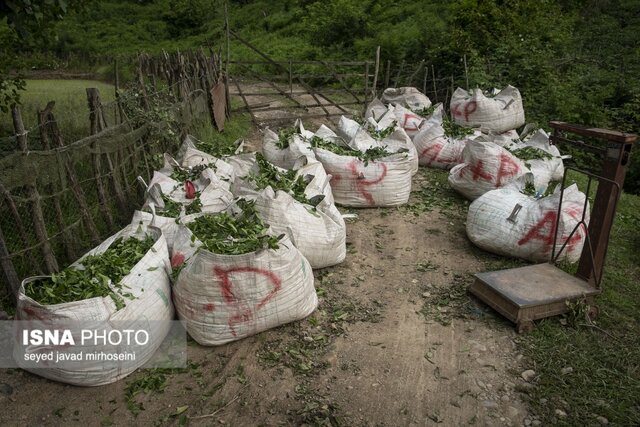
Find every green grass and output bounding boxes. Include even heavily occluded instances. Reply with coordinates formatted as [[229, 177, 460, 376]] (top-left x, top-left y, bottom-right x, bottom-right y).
[[0, 79, 117, 150]]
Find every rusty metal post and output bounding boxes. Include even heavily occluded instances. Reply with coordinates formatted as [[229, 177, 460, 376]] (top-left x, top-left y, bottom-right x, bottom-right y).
[[549, 121, 637, 287]]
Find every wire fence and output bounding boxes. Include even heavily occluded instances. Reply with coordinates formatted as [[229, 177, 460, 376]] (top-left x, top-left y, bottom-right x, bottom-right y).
[[0, 51, 226, 300]]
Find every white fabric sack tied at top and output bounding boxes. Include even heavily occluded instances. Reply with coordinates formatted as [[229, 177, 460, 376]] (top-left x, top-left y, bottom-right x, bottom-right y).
[[312, 123, 413, 207], [337, 115, 419, 175], [171, 206, 317, 346], [262, 119, 316, 170], [506, 129, 565, 190], [448, 138, 527, 200], [16, 223, 174, 386], [234, 156, 345, 269], [380, 87, 432, 111], [450, 85, 525, 134], [412, 103, 481, 169], [466, 178, 589, 263]]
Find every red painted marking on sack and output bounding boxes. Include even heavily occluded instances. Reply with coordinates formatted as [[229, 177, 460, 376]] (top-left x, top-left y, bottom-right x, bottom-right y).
[[203, 303, 215, 312], [331, 173, 342, 185], [420, 143, 444, 164], [403, 113, 421, 131], [213, 266, 283, 336], [347, 160, 388, 205], [171, 253, 185, 268], [496, 154, 521, 186], [452, 101, 478, 122], [469, 160, 493, 182], [518, 211, 583, 251], [20, 306, 46, 321]]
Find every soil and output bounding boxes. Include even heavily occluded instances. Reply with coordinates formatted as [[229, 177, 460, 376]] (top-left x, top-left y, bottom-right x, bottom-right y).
[[0, 84, 535, 427]]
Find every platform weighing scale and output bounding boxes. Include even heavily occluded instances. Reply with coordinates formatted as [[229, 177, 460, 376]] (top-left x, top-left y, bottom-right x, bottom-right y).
[[469, 121, 637, 333]]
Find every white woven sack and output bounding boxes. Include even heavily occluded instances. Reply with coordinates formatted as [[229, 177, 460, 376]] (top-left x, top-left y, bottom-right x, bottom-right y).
[[171, 219, 317, 346], [335, 116, 418, 175], [178, 147, 235, 182], [364, 98, 388, 121], [448, 139, 527, 200], [466, 183, 589, 263], [130, 209, 181, 254], [295, 157, 336, 206], [176, 135, 244, 161], [230, 154, 335, 206], [509, 129, 564, 189], [224, 152, 257, 182], [262, 119, 315, 169], [381, 87, 432, 110], [412, 104, 475, 169], [143, 171, 234, 215], [313, 147, 412, 207], [375, 103, 426, 139], [16, 224, 173, 386], [254, 187, 346, 269], [450, 85, 525, 133]]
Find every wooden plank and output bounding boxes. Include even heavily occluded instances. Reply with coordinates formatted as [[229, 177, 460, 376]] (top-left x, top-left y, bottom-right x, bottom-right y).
[[212, 79, 227, 131], [549, 121, 637, 144]]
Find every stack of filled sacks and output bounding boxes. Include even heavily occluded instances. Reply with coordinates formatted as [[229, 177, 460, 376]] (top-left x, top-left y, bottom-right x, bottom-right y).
[[466, 176, 589, 262], [170, 199, 317, 346], [17, 222, 174, 386], [262, 119, 316, 169], [232, 153, 346, 269], [308, 120, 415, 207], [448, 128, 564, 200]]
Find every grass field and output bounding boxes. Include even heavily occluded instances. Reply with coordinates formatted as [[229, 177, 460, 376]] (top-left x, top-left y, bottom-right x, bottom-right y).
[[0, 79, 117, 151]]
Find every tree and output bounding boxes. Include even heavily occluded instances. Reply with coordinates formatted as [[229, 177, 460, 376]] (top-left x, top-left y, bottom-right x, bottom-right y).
[[0, 0, 84, 112]]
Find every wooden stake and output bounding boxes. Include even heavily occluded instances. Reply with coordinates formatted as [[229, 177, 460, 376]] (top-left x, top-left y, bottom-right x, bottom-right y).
[[371, 46, 381, 98], [12, 106, 59, 274], [0, 223, 20, 298], [464, 54, 469, 90]]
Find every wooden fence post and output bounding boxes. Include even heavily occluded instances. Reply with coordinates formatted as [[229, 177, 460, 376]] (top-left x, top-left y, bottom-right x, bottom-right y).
[[0, 223, 20, 298], [372, 46, 381, 98], [384, 60, 391, 89], [86, 89, 115, 229], [38, 101, 76, 261], [12, 106, 59, 274], [432, 64, 437, 103], [464, 54, 469, 90]]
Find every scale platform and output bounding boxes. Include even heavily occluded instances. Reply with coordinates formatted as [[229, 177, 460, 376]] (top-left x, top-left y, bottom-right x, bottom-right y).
[[469, 263, 600, 333]]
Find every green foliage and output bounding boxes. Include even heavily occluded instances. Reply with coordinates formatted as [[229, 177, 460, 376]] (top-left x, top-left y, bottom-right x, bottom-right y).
[[186, 200, 280, 255], [442, 116, 474, 139], [24, 235, 154, 309], [309, 135, 404, 166], [248, 153, 322, 207]]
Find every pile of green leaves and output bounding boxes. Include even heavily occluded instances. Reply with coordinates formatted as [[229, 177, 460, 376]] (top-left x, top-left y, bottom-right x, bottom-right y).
[[310, 136, 400, 166], [187, 201, 280, 255], [508, 146, 554, 161], [368, 121, 397, 140], [25, 236, 155, 309], [195, 138, 238, 157], [412, 105, 437, 117], [442, 117, 475, 139], [276, 126, 300, 149], [153, 192, 202, 218], [170, 164, 211, 183], [248, 153, 321, 207]]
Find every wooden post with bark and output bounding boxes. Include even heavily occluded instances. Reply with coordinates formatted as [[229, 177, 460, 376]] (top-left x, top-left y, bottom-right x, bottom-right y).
[[12, 106, 59, 274]]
